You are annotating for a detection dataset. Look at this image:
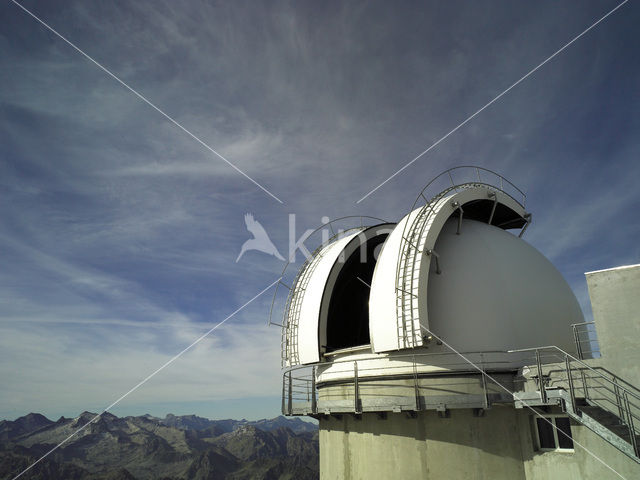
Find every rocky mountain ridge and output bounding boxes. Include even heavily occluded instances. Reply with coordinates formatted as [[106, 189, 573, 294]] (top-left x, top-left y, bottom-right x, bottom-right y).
[[0, 412, 318, 480]]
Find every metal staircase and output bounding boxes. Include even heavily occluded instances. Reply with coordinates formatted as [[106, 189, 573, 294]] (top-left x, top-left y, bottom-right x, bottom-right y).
[[513, 346, 640, 464]]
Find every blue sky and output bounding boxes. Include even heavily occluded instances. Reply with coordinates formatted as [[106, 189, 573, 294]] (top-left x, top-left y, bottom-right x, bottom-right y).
[[0, 0, 638, 421]]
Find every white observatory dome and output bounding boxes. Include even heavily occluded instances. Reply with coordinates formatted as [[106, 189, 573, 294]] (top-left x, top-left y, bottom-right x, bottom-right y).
[[281, 179, 583, 372]]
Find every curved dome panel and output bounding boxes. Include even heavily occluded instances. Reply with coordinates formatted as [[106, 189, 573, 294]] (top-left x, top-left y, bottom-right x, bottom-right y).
[[284, 224, 394, 366], [290, 231, 364, 365], [369, 185, 528, 352], [426, 218, 582, 352]]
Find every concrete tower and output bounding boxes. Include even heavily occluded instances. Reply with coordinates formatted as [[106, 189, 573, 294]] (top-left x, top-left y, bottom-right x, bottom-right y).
[[275, 167, 640, 479]]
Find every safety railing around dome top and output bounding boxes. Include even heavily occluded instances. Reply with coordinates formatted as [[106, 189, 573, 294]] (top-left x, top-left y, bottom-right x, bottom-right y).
[[571, 321, 600, 359], [412, 166, 527, 209], [281, 350, 517, 416], [394, 167, 530, 350], [510, 346, 640, 457]]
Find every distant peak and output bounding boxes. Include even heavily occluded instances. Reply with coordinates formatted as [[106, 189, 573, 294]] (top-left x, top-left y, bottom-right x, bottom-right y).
[[78, 411, 98, 417], [20, 412, 50, 421]]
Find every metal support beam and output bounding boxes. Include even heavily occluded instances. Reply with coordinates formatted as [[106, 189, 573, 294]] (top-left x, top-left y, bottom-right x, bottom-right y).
[[487, 192, 497, 225], [519, 213, 532, 238], [426, 249, 441, 274], [451, 201, 464, 234]]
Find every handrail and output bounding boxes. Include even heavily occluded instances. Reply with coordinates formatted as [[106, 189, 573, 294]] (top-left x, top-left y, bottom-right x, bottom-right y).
[[282, 344, 640, 458], [571, 321, 599, 359], [510, 345, 640, 458], [593, 366, 640, 397], [509, 345, 640, 402], [284, 349, 512, 375], [284, 346, 640, 403], [413, 166, 527, 208], [281, 349, 512, 417]]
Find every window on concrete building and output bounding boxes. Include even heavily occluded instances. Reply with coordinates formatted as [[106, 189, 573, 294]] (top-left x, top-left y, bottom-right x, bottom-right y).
[[534, 415, 574, 451]]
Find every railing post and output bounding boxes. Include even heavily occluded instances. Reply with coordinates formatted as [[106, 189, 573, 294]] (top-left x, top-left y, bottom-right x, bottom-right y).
[[573, 325, 583, 360], [354, 361, 360, 414], [288, 370, 293, 416], [311, 366, 317, 414], [581, 367, 589, 400], [623, 392, 639, 457], [565, 356, 577, 414], [481, 355, 489, 409], [613, 378, 625, 420], [413, 355, 420, 411], [535, 350, 547, 404], [281, 373, 286, 415]]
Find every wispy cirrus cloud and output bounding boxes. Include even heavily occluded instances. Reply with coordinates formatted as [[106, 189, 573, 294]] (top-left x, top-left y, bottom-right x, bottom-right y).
[[1, 0, 637, 422]]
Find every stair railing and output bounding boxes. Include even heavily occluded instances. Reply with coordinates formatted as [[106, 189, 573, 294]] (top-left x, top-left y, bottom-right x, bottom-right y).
[[511, 346, 640, 457], [571, 321, 600, 359]]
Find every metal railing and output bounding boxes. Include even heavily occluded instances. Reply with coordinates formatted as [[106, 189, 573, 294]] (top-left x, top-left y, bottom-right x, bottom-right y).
[[511, 346, 640, 458], [571, 321, 600, 359], [282, 350, 515, 416], [282, 344, 640, 458], [412, 166, 527, 209]]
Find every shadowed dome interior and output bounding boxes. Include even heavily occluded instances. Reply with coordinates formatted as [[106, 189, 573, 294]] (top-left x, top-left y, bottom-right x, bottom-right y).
[[325, 233, 389, 351]]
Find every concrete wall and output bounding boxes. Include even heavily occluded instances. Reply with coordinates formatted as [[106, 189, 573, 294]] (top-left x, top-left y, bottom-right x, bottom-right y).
[[318, 406, 640, 480], [586, 264, 640, 387], [319, 407, 527, 480]]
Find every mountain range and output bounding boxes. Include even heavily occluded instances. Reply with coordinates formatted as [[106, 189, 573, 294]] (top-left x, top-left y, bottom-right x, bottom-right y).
[[0, 412, 318, 480]]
